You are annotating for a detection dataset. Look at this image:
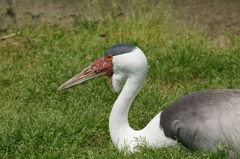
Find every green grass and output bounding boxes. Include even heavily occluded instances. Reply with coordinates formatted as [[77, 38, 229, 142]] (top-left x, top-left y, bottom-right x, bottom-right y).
[[1, 1, 240, 158]]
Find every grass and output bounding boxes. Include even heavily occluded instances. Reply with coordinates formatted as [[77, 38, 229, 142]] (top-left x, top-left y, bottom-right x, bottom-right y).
[[1, 0, 240, 158]]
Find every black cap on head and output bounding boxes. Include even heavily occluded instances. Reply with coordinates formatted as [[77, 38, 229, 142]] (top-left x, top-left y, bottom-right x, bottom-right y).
[[104, 44, 136, 57]]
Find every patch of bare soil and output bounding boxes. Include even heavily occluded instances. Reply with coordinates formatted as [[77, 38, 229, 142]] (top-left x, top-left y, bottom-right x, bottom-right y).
[[0, 0, 80, 33], [0, 0, 239, 38], [172, 0, 240, 36]]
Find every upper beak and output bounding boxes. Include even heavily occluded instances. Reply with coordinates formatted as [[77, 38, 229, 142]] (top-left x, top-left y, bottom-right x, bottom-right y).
[[58, 64, 101, 91]]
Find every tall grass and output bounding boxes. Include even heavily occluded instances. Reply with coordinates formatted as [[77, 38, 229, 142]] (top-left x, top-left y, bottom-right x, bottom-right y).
[[0, 0, 240, 158]]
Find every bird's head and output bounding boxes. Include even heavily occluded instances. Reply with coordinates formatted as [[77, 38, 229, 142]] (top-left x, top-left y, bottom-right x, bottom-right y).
[[58, 44, 148, 92]]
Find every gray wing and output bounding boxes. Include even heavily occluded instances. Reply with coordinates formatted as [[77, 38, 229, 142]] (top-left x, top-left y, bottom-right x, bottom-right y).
[[160, 89, 240, 152]]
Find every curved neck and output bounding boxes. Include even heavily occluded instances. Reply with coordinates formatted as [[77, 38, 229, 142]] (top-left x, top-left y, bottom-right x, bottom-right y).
[[108, 71, 177, 151], [109, 74, 146, 148]]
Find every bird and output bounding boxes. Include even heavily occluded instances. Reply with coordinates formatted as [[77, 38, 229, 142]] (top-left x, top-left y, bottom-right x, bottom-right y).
[[58, 43, 240, 155]]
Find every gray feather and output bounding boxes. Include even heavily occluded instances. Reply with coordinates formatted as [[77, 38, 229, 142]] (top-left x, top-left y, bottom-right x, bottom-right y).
[[160, 89, 240, 152]]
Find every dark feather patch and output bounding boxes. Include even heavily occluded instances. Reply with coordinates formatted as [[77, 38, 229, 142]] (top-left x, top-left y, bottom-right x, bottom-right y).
[[104, 43, 136, 57]]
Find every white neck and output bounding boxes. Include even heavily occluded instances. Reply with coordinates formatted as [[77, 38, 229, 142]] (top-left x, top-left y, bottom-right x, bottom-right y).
[[109, 73, 176, 152]]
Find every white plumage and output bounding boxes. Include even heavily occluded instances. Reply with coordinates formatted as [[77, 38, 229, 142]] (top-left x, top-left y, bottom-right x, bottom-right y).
[[109, 48, 176, 151]]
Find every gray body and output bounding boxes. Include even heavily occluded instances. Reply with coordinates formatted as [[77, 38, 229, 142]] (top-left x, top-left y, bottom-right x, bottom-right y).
[[160, 89, 240, 152]]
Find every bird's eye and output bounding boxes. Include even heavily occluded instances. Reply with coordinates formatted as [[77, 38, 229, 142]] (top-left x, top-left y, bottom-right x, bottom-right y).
[[106, 55, 113, 61]]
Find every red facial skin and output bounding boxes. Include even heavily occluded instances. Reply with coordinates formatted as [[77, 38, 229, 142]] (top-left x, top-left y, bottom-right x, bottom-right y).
[[57, 56, 114, 91], [91, 57, 113, 83]]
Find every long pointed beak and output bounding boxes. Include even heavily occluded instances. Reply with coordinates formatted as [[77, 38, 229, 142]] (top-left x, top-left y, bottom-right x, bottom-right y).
[[58, 64, 101, 91]]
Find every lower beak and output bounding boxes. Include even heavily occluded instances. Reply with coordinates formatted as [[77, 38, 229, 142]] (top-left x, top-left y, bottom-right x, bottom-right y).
[[58, 65, 100, 91]]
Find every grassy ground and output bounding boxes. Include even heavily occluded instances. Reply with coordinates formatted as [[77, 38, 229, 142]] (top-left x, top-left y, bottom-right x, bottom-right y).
[[1, 1, 240, 158]]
